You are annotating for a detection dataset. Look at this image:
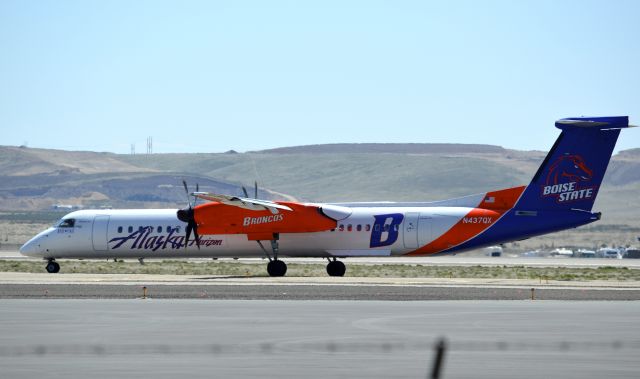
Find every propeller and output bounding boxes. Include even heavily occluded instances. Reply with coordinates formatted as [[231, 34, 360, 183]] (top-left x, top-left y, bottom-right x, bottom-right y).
[[176, 180, 200, 249], [242, 181, 259, 199]]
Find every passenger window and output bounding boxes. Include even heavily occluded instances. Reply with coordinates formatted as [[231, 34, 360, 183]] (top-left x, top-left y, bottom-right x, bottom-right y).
[[175, 226, 181, 233], [58, 218, 75, 228], [139, 226, 144, 232], [158, 226, 162, 233], [117, 226, 123, 233], [366, 224, 371, 231], [347, 224, 352, 232], [339, 224, 344, 232], [374, 224, 380, 232], [128, 226, 133, 233], [356, 224, 362, 232], [383, 224, 390, 232]]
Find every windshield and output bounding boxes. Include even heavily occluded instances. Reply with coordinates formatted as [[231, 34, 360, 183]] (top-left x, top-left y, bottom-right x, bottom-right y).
[[56, 218, 76, 228]]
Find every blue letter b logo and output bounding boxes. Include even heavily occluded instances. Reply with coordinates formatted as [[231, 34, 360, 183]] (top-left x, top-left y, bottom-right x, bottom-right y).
[[370, 213, 404, 248]]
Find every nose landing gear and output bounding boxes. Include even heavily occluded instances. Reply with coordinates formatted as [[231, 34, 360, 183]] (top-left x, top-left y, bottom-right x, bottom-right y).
[[45, 260, 60, 274]]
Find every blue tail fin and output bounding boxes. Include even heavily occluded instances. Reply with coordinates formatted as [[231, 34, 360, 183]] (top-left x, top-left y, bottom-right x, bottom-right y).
[[515, 116, 630, 211]]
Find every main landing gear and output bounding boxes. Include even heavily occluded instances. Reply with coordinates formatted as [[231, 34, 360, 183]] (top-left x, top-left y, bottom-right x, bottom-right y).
[[258, 234, 288, 277], [46, 259, 60, 274], [256, 234, 346, 277], [267, 259, 287, 277], [326, 258, 346, 277]]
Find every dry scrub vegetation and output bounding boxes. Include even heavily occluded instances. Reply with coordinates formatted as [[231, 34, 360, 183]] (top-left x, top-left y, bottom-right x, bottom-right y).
[[1, 260, 639, 281]]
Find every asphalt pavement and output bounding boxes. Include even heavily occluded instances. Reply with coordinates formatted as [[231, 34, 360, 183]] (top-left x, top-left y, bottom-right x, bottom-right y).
[[1, 300, 639, 378]]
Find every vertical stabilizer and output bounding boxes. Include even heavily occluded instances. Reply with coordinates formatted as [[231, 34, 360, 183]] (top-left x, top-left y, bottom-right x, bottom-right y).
[[515, 116, 629, 211]]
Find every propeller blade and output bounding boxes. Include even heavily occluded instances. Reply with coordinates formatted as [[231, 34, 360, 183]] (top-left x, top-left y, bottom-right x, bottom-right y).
[[178, 206, 199, 249], [185, 222, 192, 249], [242, 186, 249, 198], [254, 181, 258, 198], [194, 183, 200, 206], [192, 222, 201, 249], [182, 180, 192, 208]]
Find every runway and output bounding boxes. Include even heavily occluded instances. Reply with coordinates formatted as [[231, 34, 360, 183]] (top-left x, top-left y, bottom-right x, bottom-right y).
[[1, 300, 639, 378], [1, 273, 640, 300], [2, 269, 639, 377]]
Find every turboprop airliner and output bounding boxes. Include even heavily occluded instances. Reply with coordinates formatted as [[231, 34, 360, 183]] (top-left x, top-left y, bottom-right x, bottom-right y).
[[20, 116, 634, 276]]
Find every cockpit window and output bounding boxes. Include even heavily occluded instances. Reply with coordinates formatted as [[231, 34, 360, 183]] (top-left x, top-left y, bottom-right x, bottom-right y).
[[57, 218, 75, 228]]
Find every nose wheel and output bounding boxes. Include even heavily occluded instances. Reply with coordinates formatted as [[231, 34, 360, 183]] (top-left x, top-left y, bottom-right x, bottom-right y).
[[46, 260, 60, 274], [326, 259, 346, 277]]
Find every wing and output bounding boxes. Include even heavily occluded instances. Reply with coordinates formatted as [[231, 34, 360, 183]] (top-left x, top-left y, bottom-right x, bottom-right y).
[[192, 192, 293, 214]]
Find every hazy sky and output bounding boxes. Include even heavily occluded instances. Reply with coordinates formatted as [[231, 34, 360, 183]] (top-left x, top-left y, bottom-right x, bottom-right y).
[[1, 0, 639, 154]]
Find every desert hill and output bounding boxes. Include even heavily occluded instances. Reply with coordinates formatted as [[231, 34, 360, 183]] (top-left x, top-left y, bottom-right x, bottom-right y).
[[0, 143, 638, 223], [251, 143, 506, 155]]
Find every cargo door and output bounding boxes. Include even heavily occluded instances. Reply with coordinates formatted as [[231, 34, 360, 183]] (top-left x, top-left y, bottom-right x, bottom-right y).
[[418, 213, 460, 248], [418, 214, 433, 247], [92, 215, 110, 251]]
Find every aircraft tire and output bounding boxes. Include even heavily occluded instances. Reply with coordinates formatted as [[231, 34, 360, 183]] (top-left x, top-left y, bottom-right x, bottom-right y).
[[267, 260, 287, 277], [46, 261, 60, 274], [326, 260, 346, 277]]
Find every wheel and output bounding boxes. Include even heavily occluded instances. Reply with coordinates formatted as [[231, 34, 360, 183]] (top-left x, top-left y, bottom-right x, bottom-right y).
[[267, 260, 287, 277], [326, 260, 346, 277], [46, 261, 60, 274]]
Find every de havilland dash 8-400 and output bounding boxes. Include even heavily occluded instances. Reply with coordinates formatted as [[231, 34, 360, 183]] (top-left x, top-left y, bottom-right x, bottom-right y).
[[20, 116, 634, 276]]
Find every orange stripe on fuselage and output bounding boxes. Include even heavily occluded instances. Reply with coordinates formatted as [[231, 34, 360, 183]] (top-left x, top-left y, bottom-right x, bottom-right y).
[[407, 186, 525, 255]]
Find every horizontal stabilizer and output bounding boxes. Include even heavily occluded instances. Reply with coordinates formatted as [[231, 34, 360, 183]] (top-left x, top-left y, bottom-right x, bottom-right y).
[[555, 116, 629, 130]]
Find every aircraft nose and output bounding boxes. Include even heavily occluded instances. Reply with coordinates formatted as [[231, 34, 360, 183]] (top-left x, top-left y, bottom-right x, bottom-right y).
[[19, 239, 40, 257]]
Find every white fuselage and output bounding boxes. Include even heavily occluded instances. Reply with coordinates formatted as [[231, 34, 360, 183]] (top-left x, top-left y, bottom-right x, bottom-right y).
[[19, 205, 474, 260]]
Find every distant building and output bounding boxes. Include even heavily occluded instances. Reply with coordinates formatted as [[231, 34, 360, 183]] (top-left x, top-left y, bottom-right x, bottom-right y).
[[51, 204, 82, 210]]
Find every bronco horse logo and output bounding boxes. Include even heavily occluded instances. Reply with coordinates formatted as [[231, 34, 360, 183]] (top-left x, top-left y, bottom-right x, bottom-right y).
[[546, 154, 593, 186]]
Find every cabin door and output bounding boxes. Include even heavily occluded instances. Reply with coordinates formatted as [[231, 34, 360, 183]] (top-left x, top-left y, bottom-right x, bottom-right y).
[[92, 215, 110, 251]]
